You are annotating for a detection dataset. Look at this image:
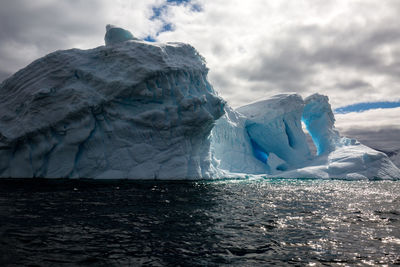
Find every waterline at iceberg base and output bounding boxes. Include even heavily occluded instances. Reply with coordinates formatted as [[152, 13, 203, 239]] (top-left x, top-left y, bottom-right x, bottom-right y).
[[0, 26, 399, 180]]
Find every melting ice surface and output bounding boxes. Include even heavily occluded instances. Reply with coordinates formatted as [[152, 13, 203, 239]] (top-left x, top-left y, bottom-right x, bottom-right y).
[[0, 26, 399, 180]]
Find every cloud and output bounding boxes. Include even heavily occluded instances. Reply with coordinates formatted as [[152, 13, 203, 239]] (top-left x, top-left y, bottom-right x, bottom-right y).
[[0, 1, 104, 72], [335, 107, 400, 154], [341, 125, 400, 167], [155, 0, 400, 108], [341, 127, 400, 150], [334, 80, 372, 90], [0, 0, 163, 78], [1, 0, 400, 110], [335, 107, 400, 130], [0, 70, 10, 82], [334, 107, 400, 167]]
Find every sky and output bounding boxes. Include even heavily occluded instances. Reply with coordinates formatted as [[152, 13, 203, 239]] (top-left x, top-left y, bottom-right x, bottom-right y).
[[0, 0, 399, 155]]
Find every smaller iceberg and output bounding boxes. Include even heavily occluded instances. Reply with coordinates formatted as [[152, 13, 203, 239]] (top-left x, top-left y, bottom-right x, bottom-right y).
[[211, 93, 400, 180]]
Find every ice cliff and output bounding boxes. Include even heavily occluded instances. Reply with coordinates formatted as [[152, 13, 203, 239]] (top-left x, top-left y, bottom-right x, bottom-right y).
[[0, 26, 399, 180]]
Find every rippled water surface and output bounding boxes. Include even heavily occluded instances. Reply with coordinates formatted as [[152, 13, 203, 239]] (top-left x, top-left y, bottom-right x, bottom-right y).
[[1, 179, 400, 266]]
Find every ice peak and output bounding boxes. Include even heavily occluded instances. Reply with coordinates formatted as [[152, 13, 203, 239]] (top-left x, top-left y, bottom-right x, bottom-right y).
[[104, 24, 137, 46]]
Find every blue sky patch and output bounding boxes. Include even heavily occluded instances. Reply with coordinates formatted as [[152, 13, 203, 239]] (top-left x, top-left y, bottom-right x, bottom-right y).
[[144, 35, 157, 42], [167, 0, 191, 4], [335, 101, 400, 114], [147, 0, 201, 42]]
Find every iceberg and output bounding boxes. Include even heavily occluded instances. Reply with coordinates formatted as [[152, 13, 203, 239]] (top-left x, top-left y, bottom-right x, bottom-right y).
[[0, 26, 224, 179], [212, 93, 400, 179], [0, 26, 399, 180]]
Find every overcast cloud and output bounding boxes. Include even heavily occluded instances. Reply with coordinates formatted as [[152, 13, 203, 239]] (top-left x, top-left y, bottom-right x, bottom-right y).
[[1, 0, 400, 108], [154, 0, 400, 108], [0, 0, 162, 80]]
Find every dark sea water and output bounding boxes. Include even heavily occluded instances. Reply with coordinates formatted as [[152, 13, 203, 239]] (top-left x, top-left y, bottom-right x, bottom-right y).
[[1, 178, 399, 266]]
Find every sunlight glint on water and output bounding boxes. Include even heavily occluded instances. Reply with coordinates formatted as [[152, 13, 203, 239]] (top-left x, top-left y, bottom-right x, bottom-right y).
[[0, 179, 399, 266]]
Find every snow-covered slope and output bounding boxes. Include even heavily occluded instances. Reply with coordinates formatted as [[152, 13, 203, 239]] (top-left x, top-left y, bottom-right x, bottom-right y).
[[0, 26, 224, 179], [0, 25, 398, 180]]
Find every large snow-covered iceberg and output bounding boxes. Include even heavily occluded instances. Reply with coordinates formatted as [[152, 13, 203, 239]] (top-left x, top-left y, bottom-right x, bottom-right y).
[[0, 26, 399, 180], [0, 26, 224, 179]]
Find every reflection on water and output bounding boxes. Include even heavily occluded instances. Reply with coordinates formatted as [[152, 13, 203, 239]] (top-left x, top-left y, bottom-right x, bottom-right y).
[[0, 179, 400, 266]]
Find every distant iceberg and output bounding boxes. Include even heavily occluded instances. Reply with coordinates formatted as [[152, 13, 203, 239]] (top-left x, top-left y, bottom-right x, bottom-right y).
[[0, 26, 399, 180]]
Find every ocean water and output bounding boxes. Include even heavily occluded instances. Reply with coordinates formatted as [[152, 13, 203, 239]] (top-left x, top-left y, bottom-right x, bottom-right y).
[[0, 178, 399, 266]]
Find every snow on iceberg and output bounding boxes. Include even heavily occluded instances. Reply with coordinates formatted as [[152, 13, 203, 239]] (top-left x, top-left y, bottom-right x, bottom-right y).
[[237, 94, 313, 168], [0, 27, 224, 179], [210, 106, 268, 175], [0, 25, 399, 180], [211, 93, 313, 176], [212, 93, 400, 179]]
